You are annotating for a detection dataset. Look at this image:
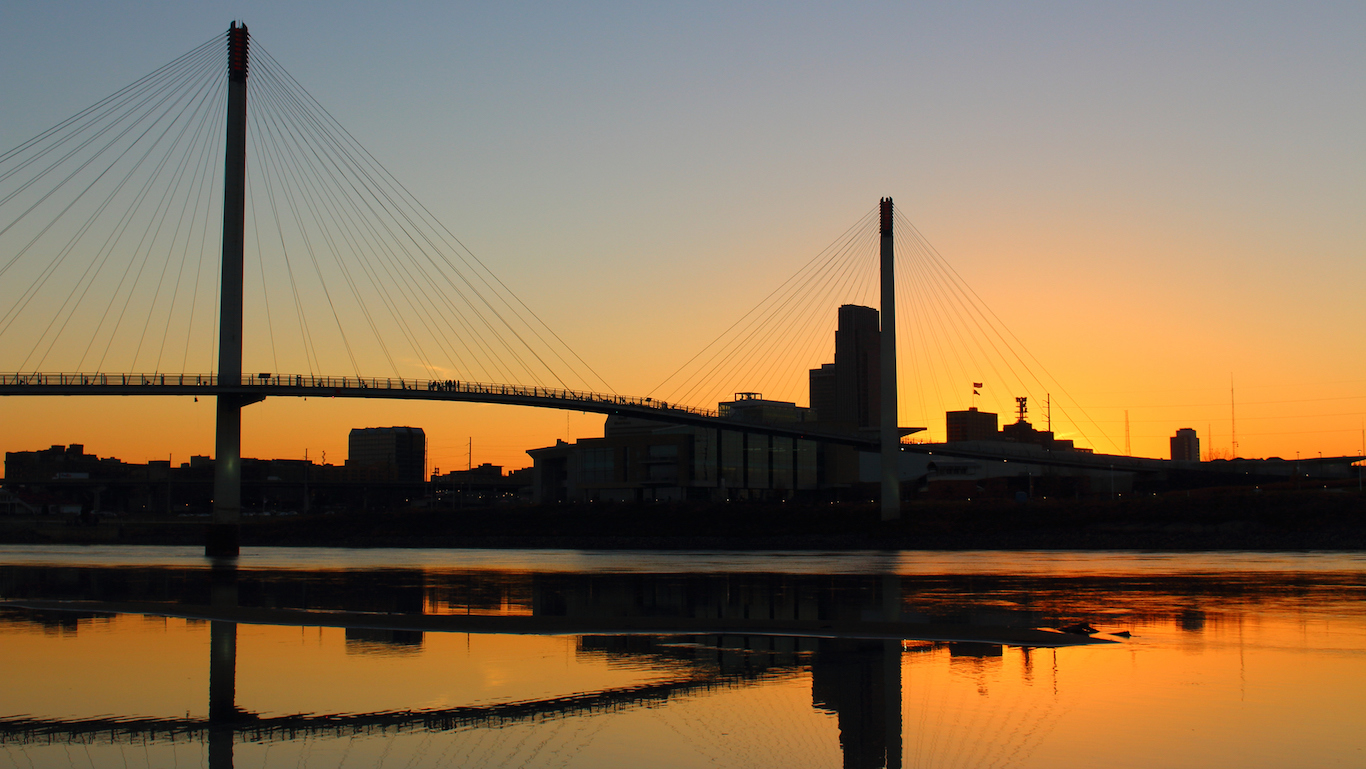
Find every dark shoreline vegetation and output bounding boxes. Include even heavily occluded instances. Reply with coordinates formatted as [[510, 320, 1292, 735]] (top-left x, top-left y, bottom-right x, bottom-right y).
[[3, 486, 1364, 551]]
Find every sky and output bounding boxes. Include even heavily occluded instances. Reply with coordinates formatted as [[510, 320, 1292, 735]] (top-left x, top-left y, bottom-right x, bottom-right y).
[[1, 1, 1363, 473]]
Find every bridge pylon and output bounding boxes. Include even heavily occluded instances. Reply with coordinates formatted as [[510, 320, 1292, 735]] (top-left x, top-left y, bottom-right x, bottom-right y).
[[207, 22, 257, 558], [879, 198, 901, 521]]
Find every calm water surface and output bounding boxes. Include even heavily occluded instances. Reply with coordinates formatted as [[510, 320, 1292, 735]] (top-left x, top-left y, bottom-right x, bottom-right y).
[[1, 546, 1363, 768]]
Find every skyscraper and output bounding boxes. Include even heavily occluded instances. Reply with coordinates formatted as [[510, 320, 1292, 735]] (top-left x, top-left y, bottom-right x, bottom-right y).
[[809, 304, 881, 430], [348, 427, 427, 482], [1170, 428, 1200, 461]]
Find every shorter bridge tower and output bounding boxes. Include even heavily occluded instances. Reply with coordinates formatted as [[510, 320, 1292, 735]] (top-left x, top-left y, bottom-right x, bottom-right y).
[[879, 197, 901, 520]]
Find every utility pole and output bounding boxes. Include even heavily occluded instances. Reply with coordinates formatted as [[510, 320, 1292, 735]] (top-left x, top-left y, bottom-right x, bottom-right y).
[[1230, 375, 1238, 458], [302, 448, 309, 516], [208, 22, 260, 557], [879, 197, 901, 521]]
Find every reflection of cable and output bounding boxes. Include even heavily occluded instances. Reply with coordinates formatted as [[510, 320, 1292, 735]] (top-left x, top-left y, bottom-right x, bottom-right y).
[[902, 646, 1069, 769]]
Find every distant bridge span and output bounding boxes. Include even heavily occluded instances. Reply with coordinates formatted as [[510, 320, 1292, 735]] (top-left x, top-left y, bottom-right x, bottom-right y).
[[0, 372, 884, 449]]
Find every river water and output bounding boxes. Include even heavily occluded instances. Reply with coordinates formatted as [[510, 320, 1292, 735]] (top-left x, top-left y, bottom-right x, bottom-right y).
[[1, 546, 1363, 768]]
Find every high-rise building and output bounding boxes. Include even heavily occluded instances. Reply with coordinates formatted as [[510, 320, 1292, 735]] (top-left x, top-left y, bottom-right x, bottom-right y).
[[808, 363, 837, 423], [348, 427, 427, 482], [1170, 428, 1200, 461], [946, 408, 998, 442], [809, 304, 881, 430]]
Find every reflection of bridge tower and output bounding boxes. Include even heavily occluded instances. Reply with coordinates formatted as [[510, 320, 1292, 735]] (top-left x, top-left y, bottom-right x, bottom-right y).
[[208, 22, 258, 557], [208, 560, 241, 769]]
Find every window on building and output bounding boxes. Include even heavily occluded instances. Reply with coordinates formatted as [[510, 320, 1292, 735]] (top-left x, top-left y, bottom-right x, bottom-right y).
[[580, 448, 614, 484]]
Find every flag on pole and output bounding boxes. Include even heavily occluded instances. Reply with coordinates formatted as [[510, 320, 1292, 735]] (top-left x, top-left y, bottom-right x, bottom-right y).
[[973, 382, 983, 388]]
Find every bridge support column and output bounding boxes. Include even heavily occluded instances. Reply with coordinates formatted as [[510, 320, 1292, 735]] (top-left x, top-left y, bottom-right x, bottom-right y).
[[208, 399, 242, 555], [208, 22, 250, 558], [879, 197, 901, 521]]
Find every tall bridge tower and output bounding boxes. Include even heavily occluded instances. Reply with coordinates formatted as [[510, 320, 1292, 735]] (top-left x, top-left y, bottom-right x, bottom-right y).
[[879, 198, 901, 520], [207, 22, 255, 557]]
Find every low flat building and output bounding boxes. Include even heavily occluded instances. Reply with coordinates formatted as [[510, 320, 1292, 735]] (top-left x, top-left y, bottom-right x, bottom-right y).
[[946, 408, 998, 442], [431, 463, 531, 506], [527, 399, 821, 504]]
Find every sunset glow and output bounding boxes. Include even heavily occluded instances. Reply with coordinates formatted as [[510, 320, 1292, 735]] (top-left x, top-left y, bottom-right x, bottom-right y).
[[1, 3, 1361, 473]]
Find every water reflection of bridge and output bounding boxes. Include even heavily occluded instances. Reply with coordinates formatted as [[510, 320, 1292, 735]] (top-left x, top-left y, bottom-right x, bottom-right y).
[[0, 669, 796, 744], [0, 562, 1111, 769]]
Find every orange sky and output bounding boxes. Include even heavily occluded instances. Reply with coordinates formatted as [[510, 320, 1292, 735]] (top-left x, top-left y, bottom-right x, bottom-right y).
[[1, 4, 1362, 474]]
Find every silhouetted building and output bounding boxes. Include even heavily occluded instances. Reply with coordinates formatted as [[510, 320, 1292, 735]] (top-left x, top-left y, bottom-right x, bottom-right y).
[[527, 431, 696, 504], [809, 364, 837, 423], [803, 305, 893, 488], [347, 427, 426, 482], [946, 408, 998, 442], [527, 401, 821, 504], [4, 444, 125, 482], [999, 419, 1077, 451], [989, 397, 1081, 451], [1170, 428, 1200, 461], [719, 392, 811, 425], [809, 304, 881, 430], [431, 463, 531, 506]]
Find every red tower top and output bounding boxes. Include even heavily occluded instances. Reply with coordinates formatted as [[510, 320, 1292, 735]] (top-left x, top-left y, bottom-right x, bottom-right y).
[[879, 197, 893, 235], [227, 22, 249, 83]]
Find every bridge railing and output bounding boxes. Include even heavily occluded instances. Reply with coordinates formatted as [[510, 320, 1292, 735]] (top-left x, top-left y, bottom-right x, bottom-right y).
[[0, 373, 220, 387], [0, 372, 720, 419]]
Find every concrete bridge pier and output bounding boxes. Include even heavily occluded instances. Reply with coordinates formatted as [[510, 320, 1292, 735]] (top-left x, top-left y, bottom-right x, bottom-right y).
[[208, 394, 260, 556]]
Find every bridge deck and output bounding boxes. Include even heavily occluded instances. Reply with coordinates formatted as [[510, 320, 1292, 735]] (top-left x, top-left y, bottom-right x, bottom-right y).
[[0, 372, 884, 448]]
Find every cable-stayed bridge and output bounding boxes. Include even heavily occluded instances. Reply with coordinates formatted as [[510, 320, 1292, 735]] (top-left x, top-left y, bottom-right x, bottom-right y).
[[0, 23, 937, 553], [4, 23, 1234, 553]]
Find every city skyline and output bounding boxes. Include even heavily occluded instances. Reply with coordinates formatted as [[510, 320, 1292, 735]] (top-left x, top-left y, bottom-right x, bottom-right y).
[[1, 2, 1362, 473]]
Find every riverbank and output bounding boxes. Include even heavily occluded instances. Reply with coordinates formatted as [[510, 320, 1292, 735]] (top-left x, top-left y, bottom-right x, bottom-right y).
[[3, 487, 1364, 550]]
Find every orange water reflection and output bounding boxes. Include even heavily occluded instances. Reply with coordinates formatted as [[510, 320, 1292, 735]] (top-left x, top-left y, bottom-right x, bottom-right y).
[[1, 548, 1363, 768]]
